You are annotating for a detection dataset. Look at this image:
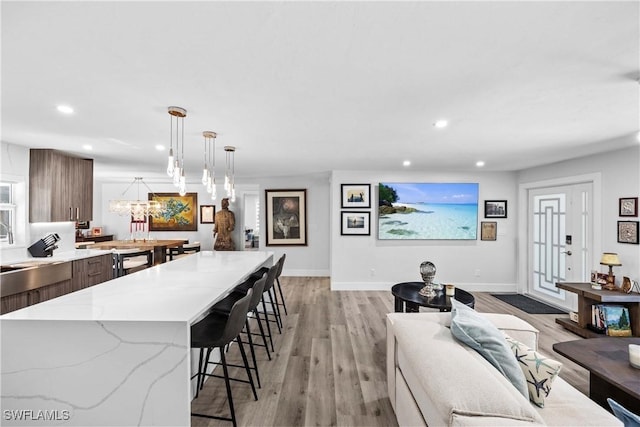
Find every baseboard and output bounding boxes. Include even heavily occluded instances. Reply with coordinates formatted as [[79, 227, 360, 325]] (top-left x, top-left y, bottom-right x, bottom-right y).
[[331, 281, 518, 292], [283, 269, 330, 277]]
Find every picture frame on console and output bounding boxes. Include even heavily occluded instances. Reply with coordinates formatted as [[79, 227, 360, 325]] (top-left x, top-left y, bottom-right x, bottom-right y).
[[265, 189, 307, 246], [341, 184, 371, 208], [484, 200, 507, 218], [341, 211, 371, 236], [619, 197, 638, 217], [617, 221, 639, 244]]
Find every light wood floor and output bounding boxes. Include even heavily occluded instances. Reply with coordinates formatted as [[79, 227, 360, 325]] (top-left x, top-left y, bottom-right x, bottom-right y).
[[191, 277, 588, 426]]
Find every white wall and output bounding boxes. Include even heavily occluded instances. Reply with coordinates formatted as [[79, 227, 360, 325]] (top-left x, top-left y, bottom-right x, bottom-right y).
[[256, 173, 331, 277], [331, 170, 519, 291], [5, 139, 637, 290], [518, 145, 640, 285]]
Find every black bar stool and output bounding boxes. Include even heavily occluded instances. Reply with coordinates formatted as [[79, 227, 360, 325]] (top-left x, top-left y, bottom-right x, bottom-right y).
[[191, 289, 257, 427], [274, 254, 288, 315], [209, 274, 270, 388], [235, 264, 282, 351]]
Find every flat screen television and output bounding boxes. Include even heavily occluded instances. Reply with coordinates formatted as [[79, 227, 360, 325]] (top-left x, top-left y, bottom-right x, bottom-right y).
[[378, 182, 479, 240]]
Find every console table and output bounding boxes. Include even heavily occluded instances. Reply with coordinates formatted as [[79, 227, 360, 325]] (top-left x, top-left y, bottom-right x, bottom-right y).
[[555, 282, 640, 338]]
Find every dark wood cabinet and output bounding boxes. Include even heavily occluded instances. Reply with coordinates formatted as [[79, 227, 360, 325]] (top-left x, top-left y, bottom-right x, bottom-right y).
[[0, 278, 72, 314], [76, 234, 114, 243], [72, 254, 113, 291], [29, 149, 93, 222]]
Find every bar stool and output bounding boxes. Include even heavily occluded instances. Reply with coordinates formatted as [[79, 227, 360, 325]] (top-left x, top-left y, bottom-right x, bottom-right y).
[[236, 264, 282, 347], [191, 289, 257, 427], [274, 254, 288, 315], [209, 274, 270, 388]]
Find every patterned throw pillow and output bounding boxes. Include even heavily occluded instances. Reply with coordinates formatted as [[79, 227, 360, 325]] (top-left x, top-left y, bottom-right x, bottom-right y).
[[504, 335, 563, 408]]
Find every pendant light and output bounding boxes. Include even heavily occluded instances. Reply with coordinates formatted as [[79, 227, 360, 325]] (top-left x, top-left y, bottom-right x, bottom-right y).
[[224, 145, 236, 202], [202, 131, 217, 201], [167, 106, 186, 190]]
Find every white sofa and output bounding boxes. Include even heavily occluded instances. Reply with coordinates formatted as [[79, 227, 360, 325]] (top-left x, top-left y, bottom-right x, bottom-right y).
[[386, 312, 622, 426]]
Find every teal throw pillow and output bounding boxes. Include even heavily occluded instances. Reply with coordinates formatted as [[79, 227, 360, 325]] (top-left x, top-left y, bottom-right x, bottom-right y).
[[450, 299, 528, 399]]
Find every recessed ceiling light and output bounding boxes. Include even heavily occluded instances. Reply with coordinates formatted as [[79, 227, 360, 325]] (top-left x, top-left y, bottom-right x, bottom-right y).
[[155, 145, 165, 151], [403, 160, 411, 167], [82, 145, 93, 151], [476, 161, 485, 167], [636, 131, 640, 143], [56, 105, 74, 114], [434, 120, 448, 129]]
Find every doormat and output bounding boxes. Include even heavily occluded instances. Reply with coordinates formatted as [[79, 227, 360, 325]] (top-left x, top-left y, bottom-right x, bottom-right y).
[[490, 294, 567, 315]]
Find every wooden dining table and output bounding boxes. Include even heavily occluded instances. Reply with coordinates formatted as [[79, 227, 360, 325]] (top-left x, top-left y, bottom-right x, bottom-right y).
[[86, 239, 186, 265]]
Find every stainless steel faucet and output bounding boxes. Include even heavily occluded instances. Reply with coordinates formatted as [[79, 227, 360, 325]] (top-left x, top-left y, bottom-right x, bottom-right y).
[[0, 222, 14, 245]]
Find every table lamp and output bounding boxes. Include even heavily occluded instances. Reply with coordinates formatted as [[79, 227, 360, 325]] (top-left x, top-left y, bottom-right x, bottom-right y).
[[600, 252, 621, 288]]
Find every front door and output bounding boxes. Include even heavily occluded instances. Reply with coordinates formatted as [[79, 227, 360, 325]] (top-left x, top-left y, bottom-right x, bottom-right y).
[[527, 183, 593, 311]]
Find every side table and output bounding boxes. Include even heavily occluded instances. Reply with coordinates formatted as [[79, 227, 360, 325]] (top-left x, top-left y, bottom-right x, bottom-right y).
[[391, 282, 475, 313]]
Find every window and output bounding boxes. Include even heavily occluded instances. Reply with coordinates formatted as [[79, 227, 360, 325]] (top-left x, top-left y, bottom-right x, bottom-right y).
[[0, 182, 16, 245]]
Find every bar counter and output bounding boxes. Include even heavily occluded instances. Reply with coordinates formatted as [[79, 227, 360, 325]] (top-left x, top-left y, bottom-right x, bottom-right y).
[[1, 250, 273, 426]]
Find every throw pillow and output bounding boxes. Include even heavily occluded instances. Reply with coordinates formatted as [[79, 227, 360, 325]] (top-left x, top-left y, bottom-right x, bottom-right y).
[[450, 299, 528, 398], [504, 334, 563, 408]]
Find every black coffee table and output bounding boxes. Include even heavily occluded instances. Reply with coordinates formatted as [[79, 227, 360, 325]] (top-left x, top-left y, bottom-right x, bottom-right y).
[[392, 281, 475, 313]]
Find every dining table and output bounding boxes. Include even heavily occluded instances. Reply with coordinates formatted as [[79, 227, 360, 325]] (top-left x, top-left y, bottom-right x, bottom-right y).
[[86, 239, 186, 265]]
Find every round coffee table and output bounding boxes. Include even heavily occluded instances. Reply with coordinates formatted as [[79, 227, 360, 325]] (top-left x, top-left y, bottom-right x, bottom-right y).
[[392, 281, 475, 313]]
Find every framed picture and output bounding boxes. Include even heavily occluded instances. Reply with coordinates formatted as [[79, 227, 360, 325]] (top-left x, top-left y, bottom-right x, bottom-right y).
[[341, 184, 371, 208], [341, 211, 371, 235], [619, 197, 638, 217], [265, 189, 307, 246], [148, 192, 198, 231], [617, 221, 639, 244], [484, 200, 507, 218], [480, 221, 497, 241], [91, 227, 102, 236], [200, 205, 215, 224]]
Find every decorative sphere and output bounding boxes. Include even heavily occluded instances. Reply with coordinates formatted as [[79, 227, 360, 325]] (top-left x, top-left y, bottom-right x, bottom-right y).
[[420, 261, 436, 283]]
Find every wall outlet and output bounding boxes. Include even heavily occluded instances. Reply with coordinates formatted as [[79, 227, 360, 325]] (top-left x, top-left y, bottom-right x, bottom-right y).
[[474, 269, 481, 277], [370, 268, 376, 277]]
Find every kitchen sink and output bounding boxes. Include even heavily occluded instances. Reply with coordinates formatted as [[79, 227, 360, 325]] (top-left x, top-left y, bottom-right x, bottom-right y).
[[0, 266, 28, 273], [1, 260, 72, 298]]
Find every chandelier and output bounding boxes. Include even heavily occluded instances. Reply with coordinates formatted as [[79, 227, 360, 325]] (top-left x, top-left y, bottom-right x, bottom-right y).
[[224, 145, 236, 202], [201, 131, 217, 201], [109, 177, 166, 226], [166, 106, 187, 196]]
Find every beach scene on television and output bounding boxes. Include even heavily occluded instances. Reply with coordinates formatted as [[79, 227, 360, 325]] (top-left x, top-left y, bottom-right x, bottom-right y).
[[378, 182, 479, 240]]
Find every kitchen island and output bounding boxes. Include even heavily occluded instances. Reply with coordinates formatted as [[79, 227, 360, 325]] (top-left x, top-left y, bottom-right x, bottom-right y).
[[0, 250, 273, 426]]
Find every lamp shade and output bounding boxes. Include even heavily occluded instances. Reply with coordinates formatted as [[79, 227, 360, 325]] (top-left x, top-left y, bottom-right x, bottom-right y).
[[600, 252, 622, 266]]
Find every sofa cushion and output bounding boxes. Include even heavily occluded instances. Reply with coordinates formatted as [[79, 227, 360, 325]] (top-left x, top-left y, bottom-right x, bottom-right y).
[[535, 377, 622, 426], [450, 299, 529, 398], [505, 335, 562, 408], [392, 317, 545, 425]]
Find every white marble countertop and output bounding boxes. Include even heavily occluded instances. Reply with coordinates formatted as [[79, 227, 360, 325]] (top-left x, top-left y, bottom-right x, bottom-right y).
[[1, 250, 273, 323], [2, 249, 113, 265]]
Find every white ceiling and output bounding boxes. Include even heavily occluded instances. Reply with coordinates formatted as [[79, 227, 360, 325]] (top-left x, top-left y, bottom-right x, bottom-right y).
[[2, 1, 639, 182]]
